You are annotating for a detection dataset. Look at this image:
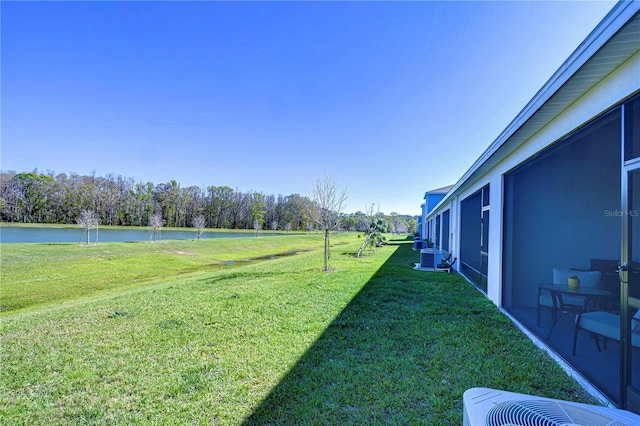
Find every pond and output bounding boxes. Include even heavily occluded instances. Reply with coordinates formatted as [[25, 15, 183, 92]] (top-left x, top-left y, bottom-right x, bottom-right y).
[[0, 226, 279, 244]]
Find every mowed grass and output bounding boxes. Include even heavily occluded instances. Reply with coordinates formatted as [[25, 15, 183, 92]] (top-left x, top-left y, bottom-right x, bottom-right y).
[[0, 235, 597, 424], [0, 233, 341, 314]]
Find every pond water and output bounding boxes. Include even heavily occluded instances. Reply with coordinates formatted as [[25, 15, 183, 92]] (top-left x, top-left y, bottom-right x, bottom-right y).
[[0, 226, 279, 244]]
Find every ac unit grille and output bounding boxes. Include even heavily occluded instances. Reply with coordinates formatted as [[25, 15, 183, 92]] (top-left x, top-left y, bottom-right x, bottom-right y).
[[486, 400, 627, 426], [420, 251, 434, 268]]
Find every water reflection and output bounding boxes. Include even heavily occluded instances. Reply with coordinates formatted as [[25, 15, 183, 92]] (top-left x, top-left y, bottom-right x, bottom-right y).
[[0, 226, 281, 244]]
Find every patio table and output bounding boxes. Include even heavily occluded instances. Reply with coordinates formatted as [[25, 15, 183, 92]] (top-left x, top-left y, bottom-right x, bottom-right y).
[[538, 283, 611, 340]]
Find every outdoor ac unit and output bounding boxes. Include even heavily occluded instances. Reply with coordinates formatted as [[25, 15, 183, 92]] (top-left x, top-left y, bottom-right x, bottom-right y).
[[420, 248, 442, 269], [463, 387, 640, 426]]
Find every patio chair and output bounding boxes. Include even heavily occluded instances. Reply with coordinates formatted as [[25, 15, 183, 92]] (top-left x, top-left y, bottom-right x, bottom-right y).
[[590, 258, 620, 309], [573, 309, 640, 355], [537, 268, 602, 327]]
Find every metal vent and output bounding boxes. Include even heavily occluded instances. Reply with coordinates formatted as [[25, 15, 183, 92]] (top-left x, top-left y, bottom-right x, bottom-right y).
[[486, 400, 628, 426], [420, 251, 434, 268]]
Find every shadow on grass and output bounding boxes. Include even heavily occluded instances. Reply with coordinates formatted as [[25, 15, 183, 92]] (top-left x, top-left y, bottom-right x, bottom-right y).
[[242, 237, 595, 424], [242, 239, 472, 425]]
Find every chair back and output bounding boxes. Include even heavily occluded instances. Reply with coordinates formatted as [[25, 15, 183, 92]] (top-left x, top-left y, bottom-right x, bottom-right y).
[[552, 268, 602, 289]]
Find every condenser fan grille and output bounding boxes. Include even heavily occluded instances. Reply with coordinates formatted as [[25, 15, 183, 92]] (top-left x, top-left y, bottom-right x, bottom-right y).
[[486, 400, 629, 426]]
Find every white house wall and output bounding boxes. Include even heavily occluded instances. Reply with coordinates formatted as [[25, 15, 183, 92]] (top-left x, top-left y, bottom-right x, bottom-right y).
[[427, 41, 640, 307]]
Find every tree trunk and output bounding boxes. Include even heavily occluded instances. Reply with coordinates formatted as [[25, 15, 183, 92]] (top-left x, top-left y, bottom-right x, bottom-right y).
[[357, 234, 371, 258], [324, 228, 330, 271]]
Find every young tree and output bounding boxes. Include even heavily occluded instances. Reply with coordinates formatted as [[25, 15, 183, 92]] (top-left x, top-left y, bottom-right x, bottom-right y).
[[249, 192, 265, 232], [284, 222, 292, 233], [271, 220, 278, 232], [149, 213, 164, 242], [355, 204, 387, 257], [357, 217, 388, 257], [77, 209, 99, 245], [192, 215, 206, 241], [253, 218, 261, 237], [310, 177, 347, 271], [389, 212, 398, 235]]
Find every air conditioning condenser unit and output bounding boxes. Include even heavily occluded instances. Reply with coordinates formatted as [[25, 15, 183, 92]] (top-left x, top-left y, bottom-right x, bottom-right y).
[[419, 248, 442, 269], [463, 387, 640, 426]]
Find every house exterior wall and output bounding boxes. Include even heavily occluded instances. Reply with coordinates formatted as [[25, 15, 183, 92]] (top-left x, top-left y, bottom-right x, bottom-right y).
[[425, 23, 640, 307], [421, 4, 640, 407], [426, 193, 446, 213]]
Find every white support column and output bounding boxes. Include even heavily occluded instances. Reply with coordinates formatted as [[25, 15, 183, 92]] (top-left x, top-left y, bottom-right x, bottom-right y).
[[451, 197, 460, 268], [486, 173, 504, 306]]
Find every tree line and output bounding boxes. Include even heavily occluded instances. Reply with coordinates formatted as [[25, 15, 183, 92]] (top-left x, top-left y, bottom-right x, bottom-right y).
[[0, 170, 416, 233]]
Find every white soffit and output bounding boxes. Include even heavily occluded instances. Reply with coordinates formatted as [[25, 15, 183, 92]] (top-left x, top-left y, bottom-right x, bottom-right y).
[[505, 8, 640, 150], [431, 2, 640, 214]]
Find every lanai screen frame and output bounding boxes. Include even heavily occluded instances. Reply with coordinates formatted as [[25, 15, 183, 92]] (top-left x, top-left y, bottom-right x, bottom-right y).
[[501, 100, 627, 403]]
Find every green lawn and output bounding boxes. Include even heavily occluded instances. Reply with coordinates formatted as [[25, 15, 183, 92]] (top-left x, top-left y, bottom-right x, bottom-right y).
[[0, 233, 341, 314], [0, 234, 597, 424]]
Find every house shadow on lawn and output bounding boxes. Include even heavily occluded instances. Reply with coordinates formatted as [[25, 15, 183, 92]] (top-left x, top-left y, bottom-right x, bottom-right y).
[[242, 238, 468, 425]]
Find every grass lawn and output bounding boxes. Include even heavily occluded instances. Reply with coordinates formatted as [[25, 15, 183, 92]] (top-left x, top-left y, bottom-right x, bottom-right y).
[[0, 232, 343, 314], [0, 234, 598, 424]]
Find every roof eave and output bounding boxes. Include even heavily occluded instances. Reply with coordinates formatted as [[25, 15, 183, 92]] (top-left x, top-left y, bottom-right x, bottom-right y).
[[427, 1, 640, 218]]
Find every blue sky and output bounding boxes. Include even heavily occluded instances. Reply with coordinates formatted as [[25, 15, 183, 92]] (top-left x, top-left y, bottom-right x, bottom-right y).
[[1, 1, 617, 215]]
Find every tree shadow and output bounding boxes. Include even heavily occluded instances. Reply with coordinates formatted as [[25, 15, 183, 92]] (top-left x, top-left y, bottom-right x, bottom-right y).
[[242, 239, 466, 425]]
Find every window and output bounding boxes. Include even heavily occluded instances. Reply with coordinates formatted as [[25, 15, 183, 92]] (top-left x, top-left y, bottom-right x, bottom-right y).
[[442, 210, 450, 252], [460, 185, 489, 292], [625, 95, 640, 161]]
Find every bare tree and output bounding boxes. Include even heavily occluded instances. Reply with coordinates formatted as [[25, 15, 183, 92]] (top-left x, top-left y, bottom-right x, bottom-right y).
[[77, 209, 99, 245], [253, 218, 261, 237], [390, 212, 407, 235], [149, 213, 164, 242], [310, 177, 348, 271], [284, 222, 292, 233], [192, 215, 206, 241], [271, 220, 278, 232]]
